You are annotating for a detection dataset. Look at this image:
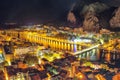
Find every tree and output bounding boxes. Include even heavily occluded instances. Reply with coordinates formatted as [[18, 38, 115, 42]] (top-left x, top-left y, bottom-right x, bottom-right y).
[[0, 61, 9, 69], [2, 61, 9, 66], [24, 54, 38, 66]]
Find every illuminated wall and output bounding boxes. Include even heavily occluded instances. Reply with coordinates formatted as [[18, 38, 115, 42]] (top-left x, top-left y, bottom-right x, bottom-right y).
[[19, 31, 85, 52], [5, 30, 94, 52]]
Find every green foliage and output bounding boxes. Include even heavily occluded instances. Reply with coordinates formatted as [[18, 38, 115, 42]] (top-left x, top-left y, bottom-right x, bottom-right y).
[[24, 54, 38, 66], [80, 58, 87, 63], [48, 67, 58, 75], [0, 61, 9, 69], [102, 34, 110, 42], [73, 76, 78, 80]]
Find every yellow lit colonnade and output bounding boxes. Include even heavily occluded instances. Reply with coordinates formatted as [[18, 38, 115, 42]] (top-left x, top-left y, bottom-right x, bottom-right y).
[[19, 31, 84, 52], [4, 30, 101, 61]]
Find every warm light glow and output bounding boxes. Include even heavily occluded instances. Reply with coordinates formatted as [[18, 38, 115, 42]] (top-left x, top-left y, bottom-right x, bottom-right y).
[[32, 64, 35, 66], [5, 71, 8, 80], [8, 60, 11, 65], [47, 73, 51, 80], [79, 75, 83, 78], [38, 59, 41, 64], [105, 53, 111, 62], [76, 72, 84, 79]]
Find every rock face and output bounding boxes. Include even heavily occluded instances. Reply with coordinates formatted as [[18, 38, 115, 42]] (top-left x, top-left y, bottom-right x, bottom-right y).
[[67, 12, 76, 24], [67, 0, 120, 31], [110, 7, 120, 28], [83, 11, 99, 32]]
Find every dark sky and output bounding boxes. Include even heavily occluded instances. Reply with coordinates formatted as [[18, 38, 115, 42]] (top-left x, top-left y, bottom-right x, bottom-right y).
[[0, 0, 120, 24], [0, 0, 76, 24]]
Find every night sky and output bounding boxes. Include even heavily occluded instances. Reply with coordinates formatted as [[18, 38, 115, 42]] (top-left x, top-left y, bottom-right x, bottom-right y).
[[0, 0, 120, 25], [0, 0, 75, 24]]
